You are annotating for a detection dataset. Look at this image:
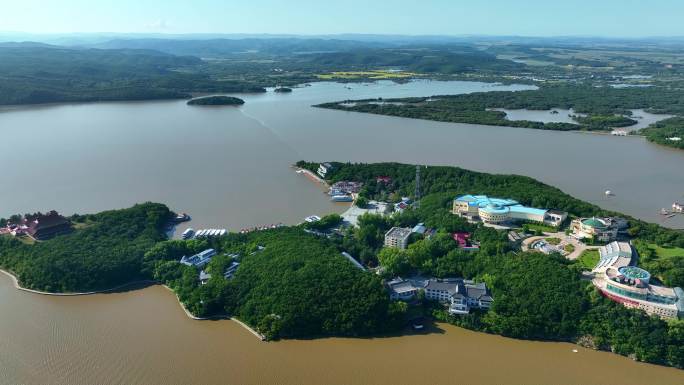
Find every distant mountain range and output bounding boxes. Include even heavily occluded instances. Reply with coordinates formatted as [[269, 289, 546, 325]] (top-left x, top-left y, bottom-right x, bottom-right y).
[[3, 32, 684, 52]]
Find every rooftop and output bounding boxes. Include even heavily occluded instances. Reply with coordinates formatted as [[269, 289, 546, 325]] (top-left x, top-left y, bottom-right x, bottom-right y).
[[386, 227, 412, 239], [456, 195, 518, 208], [456, 194, 548, 217], [618, 266, 651, 281], [582, 217, 607, 229], [595, 241, 632, 272], [412, 223, 427, 234]]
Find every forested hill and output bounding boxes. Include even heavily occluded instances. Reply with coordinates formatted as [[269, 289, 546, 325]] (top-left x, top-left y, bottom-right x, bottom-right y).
[[295, 47, 525, 74], [0, 45, 265, 105], [91, 37, 389, 57], [0, 202, 172, 292]]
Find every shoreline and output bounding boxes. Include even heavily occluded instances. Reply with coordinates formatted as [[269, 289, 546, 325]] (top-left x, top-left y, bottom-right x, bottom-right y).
[[0, 268, 156, 296], [0, 268, 266, 341], [160, 284, 266, 340], [293, 166, 330, 189]]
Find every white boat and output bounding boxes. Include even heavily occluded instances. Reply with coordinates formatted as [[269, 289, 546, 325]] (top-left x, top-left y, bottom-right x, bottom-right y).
[[605, 190, 613, 196], [181, 228, 195, 240], [305, 215, 321, 223], [331, 194, 354, 202]]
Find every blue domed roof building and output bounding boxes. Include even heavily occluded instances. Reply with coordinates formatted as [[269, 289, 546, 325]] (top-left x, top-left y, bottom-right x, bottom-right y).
[[452, 195, 567, 227]]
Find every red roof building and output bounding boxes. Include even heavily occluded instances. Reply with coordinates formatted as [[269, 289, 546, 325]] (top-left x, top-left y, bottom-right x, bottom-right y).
[[9, 211, 72, 240]]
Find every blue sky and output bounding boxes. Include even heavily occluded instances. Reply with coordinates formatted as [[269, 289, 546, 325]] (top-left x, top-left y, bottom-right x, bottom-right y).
[[2, 0, 682, 37]]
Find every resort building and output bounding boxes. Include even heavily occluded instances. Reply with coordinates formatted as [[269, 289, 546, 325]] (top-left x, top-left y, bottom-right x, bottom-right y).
[[592, 241, 633, 274], [317, 162, 333, 178], [424, 278, 493, 315], [593, 266, 683, 319], [180, 248, 217, 268], [386, 277, 493, 315], [452, 195, 567, 227], [387, 278, 419, 301], [384, 227, 412, 249], [571, 217, 619, 243], [5, 211, 72, 240]]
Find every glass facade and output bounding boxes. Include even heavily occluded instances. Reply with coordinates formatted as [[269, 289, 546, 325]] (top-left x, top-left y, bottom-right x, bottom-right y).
[[606, 283, 676, 304]]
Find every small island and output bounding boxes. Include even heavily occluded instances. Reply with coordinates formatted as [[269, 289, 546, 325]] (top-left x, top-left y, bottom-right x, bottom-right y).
[[187, 96, 245, 106], [274, 87, 293, 93]]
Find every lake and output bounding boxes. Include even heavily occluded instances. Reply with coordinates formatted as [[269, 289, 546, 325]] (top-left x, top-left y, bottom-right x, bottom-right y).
[[494, 107, 672, 131], [1, 274, 683, 385], [1, 80, 683, 230], [2, 79, 684, 384]]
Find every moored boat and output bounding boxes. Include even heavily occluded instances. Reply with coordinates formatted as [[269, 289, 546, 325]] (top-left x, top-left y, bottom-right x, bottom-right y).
[[181, 228, 195, 240], [331, 194, 353, 202]]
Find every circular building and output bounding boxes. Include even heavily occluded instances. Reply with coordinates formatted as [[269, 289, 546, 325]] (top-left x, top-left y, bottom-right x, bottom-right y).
[[571, 217, 618, 243], [582, 217, 608, 230], [618, 266, 651, 285], [478, 203, 511, 224]]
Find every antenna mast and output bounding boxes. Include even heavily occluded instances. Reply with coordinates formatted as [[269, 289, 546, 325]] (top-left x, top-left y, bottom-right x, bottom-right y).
[[414, 165, 421, 208]]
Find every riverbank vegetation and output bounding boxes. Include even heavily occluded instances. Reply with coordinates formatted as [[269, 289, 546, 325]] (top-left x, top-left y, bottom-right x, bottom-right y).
[[639, 117, 684, 150], [316, 84, 684, 133], [149, 228, 401, 340]]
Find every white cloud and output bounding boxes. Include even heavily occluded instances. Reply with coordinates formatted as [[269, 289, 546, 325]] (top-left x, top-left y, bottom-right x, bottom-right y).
[[146, 19, 170, 30]]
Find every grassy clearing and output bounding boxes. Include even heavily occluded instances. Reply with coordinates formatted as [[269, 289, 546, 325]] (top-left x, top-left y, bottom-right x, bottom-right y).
[[316, 70, 418, 80], [578, 249, 599, 270], [564, 244, 575, 253], [647, 243, 684, 258], [546, 237, 561, 245], [523, 223, 557, 233]]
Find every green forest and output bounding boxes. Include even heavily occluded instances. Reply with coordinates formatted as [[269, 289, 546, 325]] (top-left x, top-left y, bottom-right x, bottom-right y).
[[0, 202, 171, 292], [0, 44, 522, 106], [317, 84, 684, 141], [640, 117, 684, 149], [296, 161, 684, 368], [0, 46, 266, 105], [147, 228, 402, 340], [1, 162, 683, 367]]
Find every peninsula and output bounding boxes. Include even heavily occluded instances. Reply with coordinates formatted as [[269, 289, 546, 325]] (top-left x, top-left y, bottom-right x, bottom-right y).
[[1, 163, 683, 369], [316, 85, 684, 149], [187, 95, 245, 106]]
